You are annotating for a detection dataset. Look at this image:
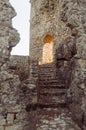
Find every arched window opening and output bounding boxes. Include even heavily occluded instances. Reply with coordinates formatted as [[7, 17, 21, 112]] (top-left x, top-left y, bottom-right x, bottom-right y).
[[42, 35, 54, 64]]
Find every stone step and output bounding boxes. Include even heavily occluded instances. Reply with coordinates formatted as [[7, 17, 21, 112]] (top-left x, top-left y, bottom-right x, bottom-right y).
[[39, 80, 65, 85], [39, 80, 65, 84], [39, 79, 64, 82], [38, 92, 66, 97], [38, 77, 65, 84], [39, 76, 56, 79], [39, 68, 56, 71], [38, 88, 66, 95], [39, 72, 56, 76], [39, 71, 55, 73], [39, 93, 66, 97], [39, 74, 55, 77], [39, 66, 56, 70], [38, 94, 66, 106], [38, 84, 66, 89], [39, 64, 55, 68], [39, 71, 56, 76]]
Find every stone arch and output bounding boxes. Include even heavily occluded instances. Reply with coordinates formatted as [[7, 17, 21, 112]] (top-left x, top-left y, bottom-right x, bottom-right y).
[[42, 34, 54, 64]]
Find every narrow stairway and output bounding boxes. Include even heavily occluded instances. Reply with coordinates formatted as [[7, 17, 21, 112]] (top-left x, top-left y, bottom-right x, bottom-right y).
[[36, 62, 81, 130], [38, 63, 67, 107]]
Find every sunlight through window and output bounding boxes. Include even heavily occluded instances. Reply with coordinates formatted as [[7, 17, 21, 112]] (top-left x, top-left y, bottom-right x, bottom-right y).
[[42, 35, 54, 64]]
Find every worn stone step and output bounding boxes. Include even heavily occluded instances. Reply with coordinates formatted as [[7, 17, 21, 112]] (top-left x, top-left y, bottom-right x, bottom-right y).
[[39, 78, 63, 82], [40, 78, 64, 82], [38, 92, 66, 96], [39, 66, 56, 70], [39, 85, 66, 89], [39, 70, 56, 75], [38, 94, 66, 106], [39, 64, 55, 68], [39, 73, 55, 76], [39, 74, 55, 77], [38, 88, 66, 95], [39, 81, 65, 86], [39, 76, 56, 79], [39, 68, 56, 71], [39, 76, 63, 81], [40, 67, 56, 69], [39, 71, 55, 73]]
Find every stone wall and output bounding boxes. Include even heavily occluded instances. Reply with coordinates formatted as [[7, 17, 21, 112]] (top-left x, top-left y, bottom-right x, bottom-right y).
[[30, 0, 86, 129], [30, 0, 60, 62], [0, 1, 31, 130], [8, 56, 30, 81], [59, 0, 86, 129]]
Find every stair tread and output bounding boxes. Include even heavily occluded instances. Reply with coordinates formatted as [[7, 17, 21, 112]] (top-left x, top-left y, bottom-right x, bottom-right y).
[[38, 95, 66, 104], [39, 86, 66, 89], [38, 63, 67, 106], [39, 80, 64, 83], [38, 88, 66, 95], [39, 76, 63, 82], [39, 65, 55, 68], [38, 93, 66, 96], [39, 84, 65, 86]]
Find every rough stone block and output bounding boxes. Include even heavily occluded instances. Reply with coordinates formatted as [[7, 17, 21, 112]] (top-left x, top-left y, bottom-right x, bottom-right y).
[[4, 126, 13, 130], [8, 105, 21, 113], [7, 113, 14, 125], [32, 96, 37, 104], [0, 116, 6, 125], [4, 125, 22, 130]]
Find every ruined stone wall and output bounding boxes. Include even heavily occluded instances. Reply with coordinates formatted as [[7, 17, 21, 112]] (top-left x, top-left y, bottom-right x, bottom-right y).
[[30, 0, 76, 63], [0, 1, 31, 130], [30, 0, 60, 62], [30, 0, 86, 129], [59, 0, 86, 129], [8, 56, 30, 81]]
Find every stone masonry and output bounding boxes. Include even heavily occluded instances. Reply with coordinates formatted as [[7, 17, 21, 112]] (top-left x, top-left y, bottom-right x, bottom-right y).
[[0, 0, 86, 130], [0, 1, 31, 130], [29, 0, 86, 130], [8, 56, 30, 81]]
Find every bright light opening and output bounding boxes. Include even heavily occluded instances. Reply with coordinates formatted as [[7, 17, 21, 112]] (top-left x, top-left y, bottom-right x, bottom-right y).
[[10, 0, 30, 56], [42, 35, 54, 64]]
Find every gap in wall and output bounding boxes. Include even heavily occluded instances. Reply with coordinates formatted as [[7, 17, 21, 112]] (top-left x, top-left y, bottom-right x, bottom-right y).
[[10, 0, 31, 56]]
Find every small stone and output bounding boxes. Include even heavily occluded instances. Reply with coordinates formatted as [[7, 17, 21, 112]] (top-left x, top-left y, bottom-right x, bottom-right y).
[[27, 84, 36, 89], [32, 96, 37, 104], [7, 113, 14, 125]]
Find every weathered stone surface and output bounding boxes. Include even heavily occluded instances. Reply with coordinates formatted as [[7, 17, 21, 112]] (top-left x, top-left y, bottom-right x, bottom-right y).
[[8, 55, 30, 81], [0, 0, 86, 130], [30, 0, 85, 129], [59, 0, 86, 129], [7, 113, 14, 125], [0, 115, 6, 125], [0, 1, 30, 130], [36, 108, 81, 130]]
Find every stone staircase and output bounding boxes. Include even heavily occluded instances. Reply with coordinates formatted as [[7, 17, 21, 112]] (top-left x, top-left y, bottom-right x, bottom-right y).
[[28, 62, 81, 130], [37, 63, 67, 107]]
